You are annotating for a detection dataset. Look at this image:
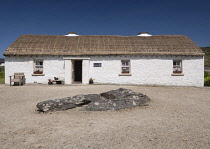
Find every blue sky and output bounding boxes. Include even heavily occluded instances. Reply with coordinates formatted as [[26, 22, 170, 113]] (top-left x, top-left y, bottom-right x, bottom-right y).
[[0, 0, 210, 58]]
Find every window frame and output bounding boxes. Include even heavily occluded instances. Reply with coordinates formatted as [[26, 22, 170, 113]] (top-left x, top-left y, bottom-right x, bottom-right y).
[[33, 59, 44, 74], [173, 60, 182, 74], [121, 60, 131, 74]]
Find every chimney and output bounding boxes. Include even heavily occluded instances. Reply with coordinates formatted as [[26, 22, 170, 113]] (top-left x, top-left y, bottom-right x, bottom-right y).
[[137, 32, 152, 37], [65, 32, 79, 36]]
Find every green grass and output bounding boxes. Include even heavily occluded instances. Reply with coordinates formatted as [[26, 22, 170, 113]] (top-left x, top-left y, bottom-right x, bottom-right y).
[[204, 77, 210, 86], [200, 47, 210, 67], [204, 70, 210, 86], [0, 66, 5, 84], [0, 77, 4, 84]]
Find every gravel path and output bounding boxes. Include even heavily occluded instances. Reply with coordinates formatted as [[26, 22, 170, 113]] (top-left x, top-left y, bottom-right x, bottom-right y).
[[0, 84, 210, 149]]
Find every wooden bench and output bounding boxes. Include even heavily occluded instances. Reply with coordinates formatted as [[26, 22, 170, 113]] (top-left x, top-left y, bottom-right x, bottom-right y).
[[10, 73, 25, 86]]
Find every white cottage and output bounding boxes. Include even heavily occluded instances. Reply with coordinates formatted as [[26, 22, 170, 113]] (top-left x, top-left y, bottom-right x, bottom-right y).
[[4, 32, 204, 87]]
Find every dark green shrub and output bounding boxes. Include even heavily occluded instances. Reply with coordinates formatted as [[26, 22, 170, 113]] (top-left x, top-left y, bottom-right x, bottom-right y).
[[0, 66, 4, 71], [204, 71, 209, 77], [0, 72, 4, 77], [0, 72, 4, 84], [204, 77, 210, 86], [0, 66, 5, 78]]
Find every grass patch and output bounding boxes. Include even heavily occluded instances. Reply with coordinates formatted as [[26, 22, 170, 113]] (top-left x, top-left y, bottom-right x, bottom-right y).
[[0, 77, 4, 84], [204, 77, 210, 86], [204, 70, 210, 86], [0, 66, 5, 84]]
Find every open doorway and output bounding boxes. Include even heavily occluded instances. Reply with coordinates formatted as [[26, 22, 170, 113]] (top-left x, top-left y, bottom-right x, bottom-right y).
[[72, 60, 82, 83]]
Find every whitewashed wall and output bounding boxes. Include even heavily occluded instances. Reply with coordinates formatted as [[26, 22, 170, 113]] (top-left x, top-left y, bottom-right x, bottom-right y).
[[5, 55, 204, 87], [5, 56, 65, 84], [89, 55, 204, 87]]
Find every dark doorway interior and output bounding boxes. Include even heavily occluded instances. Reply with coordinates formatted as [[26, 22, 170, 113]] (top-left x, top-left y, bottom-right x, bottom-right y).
[[74, 60, 82, 82]]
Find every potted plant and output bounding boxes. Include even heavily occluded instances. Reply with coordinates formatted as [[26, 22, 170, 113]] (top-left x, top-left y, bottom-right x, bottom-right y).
[[89, 78, 94, 84], [48, 79, 53, 85]]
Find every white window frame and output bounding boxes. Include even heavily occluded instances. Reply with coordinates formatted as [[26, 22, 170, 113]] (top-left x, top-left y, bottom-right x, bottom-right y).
[[121, 60, 130, 74], [34, 59, 44, 74], [173, 60, 182, 74]]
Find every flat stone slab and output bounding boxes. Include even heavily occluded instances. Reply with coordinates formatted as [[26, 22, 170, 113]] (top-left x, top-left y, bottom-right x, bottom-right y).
[[36, 88, 150, 112]]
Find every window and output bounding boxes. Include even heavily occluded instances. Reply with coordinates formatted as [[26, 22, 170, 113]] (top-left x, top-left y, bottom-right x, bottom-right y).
[[34, 59, 43, 74], [93, 63, 102, 67], [121, 60, 130, 73], [173, 60, 182, 73]]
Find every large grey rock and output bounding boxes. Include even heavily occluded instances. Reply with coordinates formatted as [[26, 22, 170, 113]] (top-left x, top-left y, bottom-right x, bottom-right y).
[[36, 88, 150, 112], [85, 88, 150, 111], [36, 95, 92, 112]]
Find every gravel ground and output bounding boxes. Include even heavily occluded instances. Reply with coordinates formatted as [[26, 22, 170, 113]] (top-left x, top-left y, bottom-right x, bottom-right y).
[[0, 84, 210, 149]]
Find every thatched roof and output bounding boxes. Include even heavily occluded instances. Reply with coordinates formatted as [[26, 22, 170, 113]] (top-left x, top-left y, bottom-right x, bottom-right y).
[[4, 34, 204, 56]]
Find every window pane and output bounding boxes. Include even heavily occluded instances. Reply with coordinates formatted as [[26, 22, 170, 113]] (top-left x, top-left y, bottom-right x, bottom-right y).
[[176, 61, 180, 65], [122, 67, 129, 73], [121, 60, 130, 73], [35, 66, 43, 72], [122, 61, 129, 66], [36, 61, 43, 66], [34, 60, 43, 74], [173, 60, 182, 73], [122, 61, 126, 66]]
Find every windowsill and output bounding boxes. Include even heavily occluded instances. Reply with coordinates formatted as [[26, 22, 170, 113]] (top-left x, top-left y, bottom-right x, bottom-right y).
[[32, 74, 45, 76], [119, 73, 132, 76], [171, 73, 184, 76]]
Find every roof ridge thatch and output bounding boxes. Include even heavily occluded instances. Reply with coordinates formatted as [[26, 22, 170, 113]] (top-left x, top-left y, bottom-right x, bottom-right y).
[[4, 34, 204, 56]]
